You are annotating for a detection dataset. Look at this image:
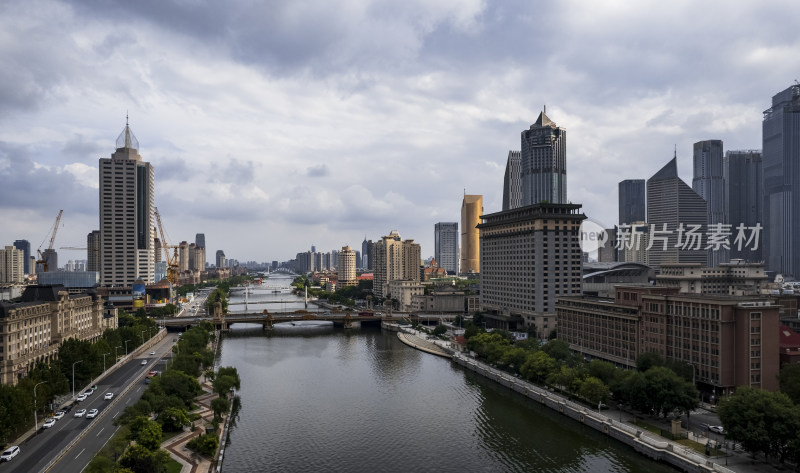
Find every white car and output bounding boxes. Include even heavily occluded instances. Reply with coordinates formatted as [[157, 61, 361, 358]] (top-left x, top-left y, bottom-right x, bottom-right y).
[[141, 360, 148, 365], [84, 389, 94, 396], [104, 392, 113, 400], [150, 351, 155, 355], [709, 425, 725, 434], [86, 409, 99, 419], [76, 394, 87, 402], [0, 446, 20, 462], [42, 418, 56, 429], [53, 410, 65, 420], [74, 409, 87, 418]]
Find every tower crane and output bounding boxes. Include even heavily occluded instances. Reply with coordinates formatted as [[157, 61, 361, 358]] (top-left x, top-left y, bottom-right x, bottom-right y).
[[153, 207, 179, 285], [36, 209, 63, 272]]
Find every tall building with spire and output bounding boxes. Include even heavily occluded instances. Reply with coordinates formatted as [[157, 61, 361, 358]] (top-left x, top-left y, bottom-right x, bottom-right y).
[[763, 84, 800, 277], [521, 108, 567, 206], [99, 119, 155, 286], [646, 154, 707, 268], [502, 150, 522, 211]]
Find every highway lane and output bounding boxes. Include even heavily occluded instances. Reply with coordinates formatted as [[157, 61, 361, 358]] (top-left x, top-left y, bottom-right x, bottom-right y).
[[1, 334, 175, 473]]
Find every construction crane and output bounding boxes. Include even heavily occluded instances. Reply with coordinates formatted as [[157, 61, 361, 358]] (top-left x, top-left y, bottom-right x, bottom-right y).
[[36, 210, 63, 272], [153, 207, 179, 285]]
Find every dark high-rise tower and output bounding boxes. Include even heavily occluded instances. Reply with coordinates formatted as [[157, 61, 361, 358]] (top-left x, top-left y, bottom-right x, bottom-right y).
[[646, 154, 707, 268], [692, 140, 728, 266], [521, 108, 567, 206], [195, 233, 205, 248], [13, 240, 30, 274], [361, 236, 371, 269], [434, 222, 458, 275], [763, 84, 800, 277], [618, 179, 646, 225], [725, 150, 762, 262], [502, 151, 522, 211]]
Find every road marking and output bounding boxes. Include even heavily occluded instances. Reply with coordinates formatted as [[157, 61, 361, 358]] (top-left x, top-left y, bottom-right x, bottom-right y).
[[113, 411, 119, 418], [96, 427, 105, 437], [75, 448, 85, 459]]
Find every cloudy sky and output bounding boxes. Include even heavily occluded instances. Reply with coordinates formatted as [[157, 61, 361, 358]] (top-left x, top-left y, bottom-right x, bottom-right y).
[[1, 0, 798, 264]]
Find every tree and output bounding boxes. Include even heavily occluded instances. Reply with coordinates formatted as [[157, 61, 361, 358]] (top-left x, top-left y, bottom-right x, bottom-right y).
[[579, 376, 610, 406], [119, 444, 171, 473], [635, 352, 664, 372], [433, 325, 447, 336], [213, 366, 241, 398], [187, 433, 219, 458], [159, 407, 190, 432], [211, 396, 230, 421], [127, 416, 163, 451], [520, 351, 557, 383], [541, 339, 576, 366], [780, 363, 800, 405], [587, 360, 619, 387], [547, 366, 582, 393]]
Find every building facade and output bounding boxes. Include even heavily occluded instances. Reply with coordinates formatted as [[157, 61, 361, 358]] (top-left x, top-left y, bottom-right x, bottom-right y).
[[502, 150, 522, 211], [460, 195, 482, 275], [99, 121, 155, 286], [0, 285, 108, 385], [479, 203, 585, 336], [338, 246, 357, 286], [87, 230, 101, 272], [0, 246, 25, 283], [724, 150, 763, 262], [371, 231, 421, 300], [557, 285, 780, 393], [387, 279, 425, 312], [692, 140, 728, 266], [434, 222, 458, 275], [618, 179, 646, 225], [361, 237, 371, 269], [216, 250, 226, 269], [656, 261, 768, 295], [12, 240, 30, 275], [762, 84, 800, 278], [646, 156, 708, 268], [521, 109, 567, 206]]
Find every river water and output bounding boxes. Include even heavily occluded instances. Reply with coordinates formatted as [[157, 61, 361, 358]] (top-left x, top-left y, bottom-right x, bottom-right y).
[[218, 274, 676, 473]]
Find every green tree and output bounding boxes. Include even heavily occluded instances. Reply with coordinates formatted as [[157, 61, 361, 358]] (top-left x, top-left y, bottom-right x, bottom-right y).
[[579, 376, 610, 406], [636, 352, 664, 372], [520, 351, 557, 383], [211, 396, 230, 421], [119, 444, 171, 473], [433, 324, 447, 336], [158, 407, 190, 432], [541, 339, 575, 365], [546, 366, 582, 393], [779, 363, 800, 405], [186, 433, 219, 457], [127, 416, 163, 451], [587, 359, 619, 387]]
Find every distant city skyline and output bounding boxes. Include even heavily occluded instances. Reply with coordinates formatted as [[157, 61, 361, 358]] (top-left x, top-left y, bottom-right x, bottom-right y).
[[1, 1, 797, 261]]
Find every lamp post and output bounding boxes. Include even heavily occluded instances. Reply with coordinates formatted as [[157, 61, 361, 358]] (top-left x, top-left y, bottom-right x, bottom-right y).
[[102, 352, 111, 372], [115, 345, 122, 362], [124, 339, 131, 355], [72, 360, 83, 398], [141, 330, 146, 346], [33, 381, 46, 432]]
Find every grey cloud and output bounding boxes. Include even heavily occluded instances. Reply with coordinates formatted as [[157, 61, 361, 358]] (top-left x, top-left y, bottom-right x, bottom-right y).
[[306, 164, 329, 178], [62, 134, 104, 161]]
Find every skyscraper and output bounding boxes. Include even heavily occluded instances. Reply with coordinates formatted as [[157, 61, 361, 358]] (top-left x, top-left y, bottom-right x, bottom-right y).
[[371, 231, 420, 300], [99, 120, 155, 286], [763, 84, 800, 277], [725, 150, 763, 262], [0, 246, 25, 283], [693, 140, 728, 266], [434, 222, 458, 275], [502, 151, 522, 211], [12, 240, 30, 274], [87, 230, 100, 272], [195, 233, 205, 249], [618, 179, 646, 225], [460, 195, 482, 274], [361, 237, 370, 269], [520, 108, 567, 206], [646, 155, 707, 268], [216, 250, 226, 268], [338, 246, 356, 286], [179, 241, 189, 271]]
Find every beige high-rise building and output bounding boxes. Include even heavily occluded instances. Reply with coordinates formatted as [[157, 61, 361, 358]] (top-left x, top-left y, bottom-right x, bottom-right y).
[[338, 246, 357, 286], [179, 241, 189, 271], [0, 245, 25, 283], [461, 194, 483, 274], [192, 246, 206, 270], [99, 121, 155, 286], [372, 231, 421, 300]]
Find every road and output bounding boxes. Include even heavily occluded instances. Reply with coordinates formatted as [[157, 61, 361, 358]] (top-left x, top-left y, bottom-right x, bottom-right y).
[[2, 335, 176, 473]]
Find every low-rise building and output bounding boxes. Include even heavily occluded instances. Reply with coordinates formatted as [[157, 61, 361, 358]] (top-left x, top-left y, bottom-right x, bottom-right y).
[[557, 285, 780, 394], [0, 285, 107, 385], [656, 261, 768, 295], [387, 279, 424, 312]]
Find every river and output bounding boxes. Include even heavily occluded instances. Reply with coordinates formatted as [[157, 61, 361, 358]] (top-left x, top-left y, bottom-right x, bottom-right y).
[[217, 274, 676, 472]]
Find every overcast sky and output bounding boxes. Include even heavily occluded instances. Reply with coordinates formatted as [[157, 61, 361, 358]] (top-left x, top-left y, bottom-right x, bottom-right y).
[[1, 0, 798, 265]]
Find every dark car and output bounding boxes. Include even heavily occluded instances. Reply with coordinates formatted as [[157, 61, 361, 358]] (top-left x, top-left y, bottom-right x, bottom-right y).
[[63, 404, 73, 413]]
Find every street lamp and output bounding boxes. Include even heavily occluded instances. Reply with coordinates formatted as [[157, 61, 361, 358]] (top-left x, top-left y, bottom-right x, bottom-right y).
[[102, 352, 111, 372], [33, 381, 46, 432], [72, 360, 83, 398], [115, 345, 122, 362], [124, 339, 131, 355], [141, 330, 146, 345]]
